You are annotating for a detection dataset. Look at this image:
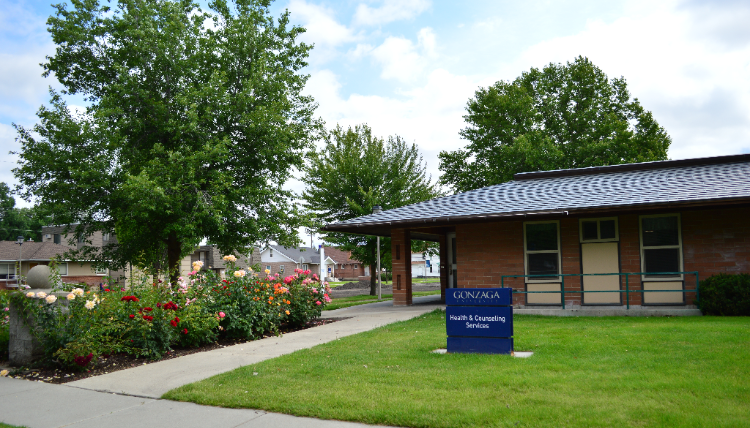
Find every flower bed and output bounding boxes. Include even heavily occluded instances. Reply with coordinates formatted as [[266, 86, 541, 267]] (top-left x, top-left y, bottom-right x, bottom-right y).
[[6, 259, 331, 371]]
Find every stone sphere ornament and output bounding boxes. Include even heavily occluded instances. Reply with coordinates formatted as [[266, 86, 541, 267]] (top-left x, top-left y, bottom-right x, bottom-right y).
[[26, 265, 52, 289]]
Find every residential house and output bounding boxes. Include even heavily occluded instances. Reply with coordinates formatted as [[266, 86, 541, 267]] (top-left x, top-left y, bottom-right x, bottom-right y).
[[412, 252, 440, 278], [325, 247, 369, 280], [41, 225, 259, 282], [322, 154, 750, 307], [0, 241, 106, 289], [259, 245, 337, 278]]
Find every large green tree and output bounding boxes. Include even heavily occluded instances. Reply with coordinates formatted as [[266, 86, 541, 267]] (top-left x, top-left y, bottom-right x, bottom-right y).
[[439, 56, 671, 192], [13, 0, 319, 281], [303, 124, 440, 295]]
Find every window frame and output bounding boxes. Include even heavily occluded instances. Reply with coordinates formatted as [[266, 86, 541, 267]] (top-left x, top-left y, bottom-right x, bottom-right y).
[[523, 220, 561, 283], [95, 266, 107, 275], [579, 217, 619, 243], [302, 264, 309, 271], [0, 263, 17, 280], [639, 214, 683, 281], [279, 264, 285, 273], [58, 262, 69, 276]]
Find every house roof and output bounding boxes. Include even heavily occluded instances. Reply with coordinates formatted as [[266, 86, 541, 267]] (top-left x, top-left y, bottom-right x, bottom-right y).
[[324, 247, 360, 264], [269, 245, 322, 264], [264, 245, 342, 265], [322, 154, 750, 238], [0, 241, 75, 261]]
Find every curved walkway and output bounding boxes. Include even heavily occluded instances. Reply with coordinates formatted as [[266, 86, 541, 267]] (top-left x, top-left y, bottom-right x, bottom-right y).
[[0, 295, 444, 428]]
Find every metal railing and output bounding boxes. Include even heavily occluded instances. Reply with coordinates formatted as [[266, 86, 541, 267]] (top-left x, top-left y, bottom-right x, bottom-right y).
[[500, 271, 699, 310]]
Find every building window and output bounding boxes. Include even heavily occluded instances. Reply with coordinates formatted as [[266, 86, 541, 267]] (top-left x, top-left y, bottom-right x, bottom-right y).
[[269, 249, 273, 257], [53, 234, 61, 244], [280, 265, 285, 273], [640, 214, 682, 278], [58, 263, 69, 276], [580, 217, 618, 242], [0, 263, 16, 280], [524, 221, 560, 281], [102, 233, 110, 242], [266, 265, 271, 271], [302, 264, 308, 271], [95, 266, 107, 275], [353, 264, 358, 269]]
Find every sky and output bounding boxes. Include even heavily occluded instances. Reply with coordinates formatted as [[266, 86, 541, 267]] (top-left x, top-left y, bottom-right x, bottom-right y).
[[1, 0, 750, 242]]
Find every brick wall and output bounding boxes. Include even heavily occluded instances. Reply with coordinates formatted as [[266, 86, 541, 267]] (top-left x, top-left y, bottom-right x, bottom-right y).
[[455, 221, 526, 305], [560, 218, 582, 306], [391, 229, 412, 306], [619, 214, 643, 305], [336, 263, 366, 280], [262, 262, 298, 276], [682, 206, 750, 303]]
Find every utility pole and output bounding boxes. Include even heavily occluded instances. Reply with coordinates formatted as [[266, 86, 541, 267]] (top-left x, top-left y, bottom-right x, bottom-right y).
[[372, 206, 383, 300]]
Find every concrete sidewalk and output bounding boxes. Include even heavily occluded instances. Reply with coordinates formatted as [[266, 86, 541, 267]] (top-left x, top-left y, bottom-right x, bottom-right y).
[[1, 295, 445, 428]]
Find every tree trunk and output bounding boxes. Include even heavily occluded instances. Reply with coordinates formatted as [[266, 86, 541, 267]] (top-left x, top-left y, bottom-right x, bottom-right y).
[[166, 232, 182, 285]]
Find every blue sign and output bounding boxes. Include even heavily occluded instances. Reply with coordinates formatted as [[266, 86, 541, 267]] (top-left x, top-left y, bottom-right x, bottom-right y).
[[448, 337, 513, 354], [446, 306, 513, 338], [445, 287, 512, 306], [446, 287, 513, 355]]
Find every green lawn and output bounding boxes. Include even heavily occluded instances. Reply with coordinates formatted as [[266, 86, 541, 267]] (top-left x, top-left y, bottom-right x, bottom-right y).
[[324, 291, 441, 311], [0, 423, 27, 428], [164, 312, 750, 428]]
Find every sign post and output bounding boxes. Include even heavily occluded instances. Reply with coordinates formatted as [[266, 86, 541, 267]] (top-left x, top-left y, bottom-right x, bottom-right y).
[[445, 288, 513, 354]]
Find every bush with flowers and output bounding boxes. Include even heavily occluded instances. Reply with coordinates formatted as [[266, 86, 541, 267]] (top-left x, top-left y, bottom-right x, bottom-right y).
[[9, 255, 328, 370], [1, 290, 11, 360]]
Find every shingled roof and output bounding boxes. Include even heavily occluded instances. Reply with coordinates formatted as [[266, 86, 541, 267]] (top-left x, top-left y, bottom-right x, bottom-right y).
[[322, 154, 750, 237], [0, 241, 75, 261]]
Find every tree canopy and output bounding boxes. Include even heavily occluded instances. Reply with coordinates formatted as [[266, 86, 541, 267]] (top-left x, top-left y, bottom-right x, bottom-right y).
[[439, 56, 671, 193], [302, 124, 440, 294], [13, 0, 320, 281]]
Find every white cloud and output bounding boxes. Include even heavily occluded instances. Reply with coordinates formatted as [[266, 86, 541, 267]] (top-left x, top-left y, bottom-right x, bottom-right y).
[[353, 0, 431, 27], [369, 27, 438, 82], [287, 0, 358, 63], [303, 68, 486, 182]]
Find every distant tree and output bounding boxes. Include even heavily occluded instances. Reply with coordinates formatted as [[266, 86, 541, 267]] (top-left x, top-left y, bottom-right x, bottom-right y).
[[303, 124, 441, 295], [0, 183, 44, 241], [439, 56, 671, 192], [13, 0, 320, 282]]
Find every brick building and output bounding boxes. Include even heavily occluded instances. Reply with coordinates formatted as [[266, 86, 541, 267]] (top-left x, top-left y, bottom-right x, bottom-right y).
[[322, 154, 750, 307]]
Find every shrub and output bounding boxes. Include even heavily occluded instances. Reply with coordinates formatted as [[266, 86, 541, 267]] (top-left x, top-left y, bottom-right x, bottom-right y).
[[697, 273, 750, 316], [1, 290, 9, 361], [9, 258, 329, 369]]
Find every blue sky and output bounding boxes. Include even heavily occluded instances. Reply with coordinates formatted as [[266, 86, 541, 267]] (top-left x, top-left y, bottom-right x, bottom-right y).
[[2, 0, 750, 211]]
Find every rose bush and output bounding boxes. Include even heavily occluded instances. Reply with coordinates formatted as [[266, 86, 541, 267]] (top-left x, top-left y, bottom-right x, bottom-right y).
[[10, 259, 328, 369]]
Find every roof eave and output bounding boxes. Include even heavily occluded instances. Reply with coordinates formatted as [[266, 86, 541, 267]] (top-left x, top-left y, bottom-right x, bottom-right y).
[[322, 196, 750, 237]]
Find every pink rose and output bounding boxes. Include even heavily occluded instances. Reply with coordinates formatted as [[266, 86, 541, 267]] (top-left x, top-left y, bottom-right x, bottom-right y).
[[303, 270, 311, 275], [219, 311, 226, 318], [316, 301, 321, 305]]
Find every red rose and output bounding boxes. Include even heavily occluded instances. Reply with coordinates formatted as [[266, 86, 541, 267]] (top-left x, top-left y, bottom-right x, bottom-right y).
[[170, 319, 178, 327], [182, 328, 188, 334], [129, 314, 135, 319]]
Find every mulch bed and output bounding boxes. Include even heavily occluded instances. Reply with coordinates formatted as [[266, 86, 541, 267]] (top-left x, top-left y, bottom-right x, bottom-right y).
[[1, 317, 342, 385]]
